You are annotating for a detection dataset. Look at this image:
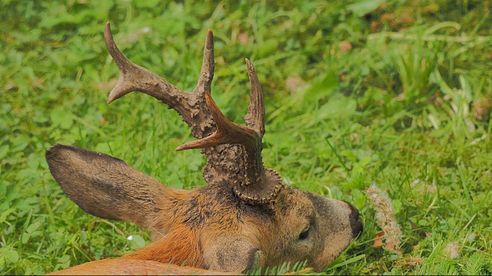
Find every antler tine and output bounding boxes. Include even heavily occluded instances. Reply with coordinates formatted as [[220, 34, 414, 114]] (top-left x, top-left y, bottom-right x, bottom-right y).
[[244, 59, 265, 137], [193, 30, 214, 95], [104, 22, 192, 119], [176, 91, 261, 151]]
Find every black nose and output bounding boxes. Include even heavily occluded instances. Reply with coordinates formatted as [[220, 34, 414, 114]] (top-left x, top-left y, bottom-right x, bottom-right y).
[[346, 203, 363, 238]]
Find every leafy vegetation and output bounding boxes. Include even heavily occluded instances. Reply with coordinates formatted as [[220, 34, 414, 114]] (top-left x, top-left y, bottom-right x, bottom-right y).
[[1, 0, 491, 274]]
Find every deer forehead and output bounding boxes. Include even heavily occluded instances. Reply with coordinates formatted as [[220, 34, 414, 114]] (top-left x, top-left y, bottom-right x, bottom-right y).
[[273, 189, 315, 218]]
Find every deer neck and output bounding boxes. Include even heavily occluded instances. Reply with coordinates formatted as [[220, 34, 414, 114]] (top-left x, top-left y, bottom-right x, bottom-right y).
[[123, 225, 205, 268]]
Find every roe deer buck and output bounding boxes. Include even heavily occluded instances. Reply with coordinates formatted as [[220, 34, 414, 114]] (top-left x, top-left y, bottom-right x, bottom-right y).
[[46, 22, 362, 274]]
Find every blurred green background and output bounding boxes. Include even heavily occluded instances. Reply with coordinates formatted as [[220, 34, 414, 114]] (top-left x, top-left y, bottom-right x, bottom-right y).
[[1, 0, 491, 274]]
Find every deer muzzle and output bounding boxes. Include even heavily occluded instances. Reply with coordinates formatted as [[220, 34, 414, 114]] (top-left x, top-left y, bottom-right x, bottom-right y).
[[308, 196, 363, 272]]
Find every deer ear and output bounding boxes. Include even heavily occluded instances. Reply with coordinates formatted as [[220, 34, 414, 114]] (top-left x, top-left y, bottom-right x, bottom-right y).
[[46, 144, 172, 235], [202, 235, 264, 273]]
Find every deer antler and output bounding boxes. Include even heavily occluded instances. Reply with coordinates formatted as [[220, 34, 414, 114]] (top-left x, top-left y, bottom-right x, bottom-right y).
[[104, 22, 213, 124], [103, 22, 283, 204]]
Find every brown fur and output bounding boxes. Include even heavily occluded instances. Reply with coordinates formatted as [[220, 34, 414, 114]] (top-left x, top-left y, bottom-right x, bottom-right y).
[[125, 225, 203, 267], [48, 259, 232, 275]]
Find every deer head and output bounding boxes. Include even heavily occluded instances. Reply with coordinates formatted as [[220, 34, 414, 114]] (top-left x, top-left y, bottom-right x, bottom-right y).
[[46, 23, 362, 273]]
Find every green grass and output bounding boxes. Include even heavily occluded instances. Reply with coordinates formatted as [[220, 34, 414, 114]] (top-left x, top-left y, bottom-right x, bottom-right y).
[[1, 0, 492, 274]]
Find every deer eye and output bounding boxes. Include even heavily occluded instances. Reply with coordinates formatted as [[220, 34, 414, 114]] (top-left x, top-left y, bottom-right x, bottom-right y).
[[298, 225, 311, 240]]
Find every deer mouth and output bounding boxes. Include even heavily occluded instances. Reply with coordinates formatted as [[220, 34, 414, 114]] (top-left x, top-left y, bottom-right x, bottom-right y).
[[346, 202, 363, 238]]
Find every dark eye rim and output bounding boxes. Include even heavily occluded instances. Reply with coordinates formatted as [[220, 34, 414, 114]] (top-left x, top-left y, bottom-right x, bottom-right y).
[[298, 225, 310, 240]]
